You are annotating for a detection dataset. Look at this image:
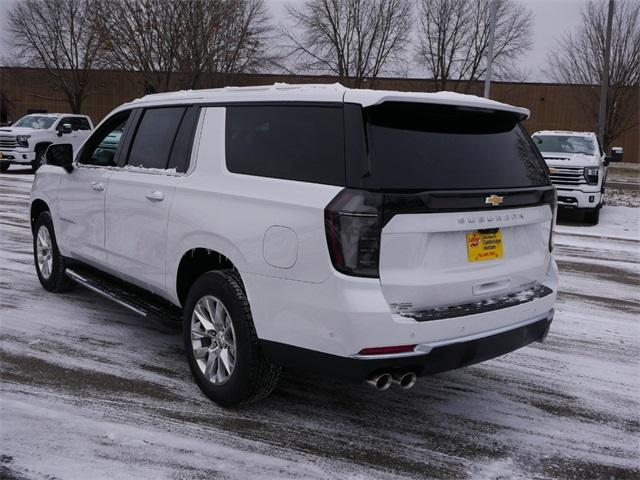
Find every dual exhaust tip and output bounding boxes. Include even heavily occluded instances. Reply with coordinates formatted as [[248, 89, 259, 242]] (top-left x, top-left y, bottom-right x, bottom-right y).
[[366, 371, 417, 391]]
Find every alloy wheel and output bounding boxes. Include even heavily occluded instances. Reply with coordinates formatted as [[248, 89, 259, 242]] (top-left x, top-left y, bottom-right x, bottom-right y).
[[36, 225, 53, 280], [190, 295, 237, 385]]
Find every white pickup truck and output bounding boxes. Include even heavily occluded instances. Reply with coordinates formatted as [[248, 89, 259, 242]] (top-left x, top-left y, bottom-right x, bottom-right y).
[[0, 113, 93, 173], [531, 130, 623, 224]]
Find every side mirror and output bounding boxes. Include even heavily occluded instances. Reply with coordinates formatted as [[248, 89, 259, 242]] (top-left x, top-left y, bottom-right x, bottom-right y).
[[610, 147, 623, 162], [57, 123, 72, 136], [46, 144, 74, 172]]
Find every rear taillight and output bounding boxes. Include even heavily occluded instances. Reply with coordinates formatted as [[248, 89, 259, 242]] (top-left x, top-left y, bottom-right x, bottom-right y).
[[543, 189, 557, 252], [324, 189, 383, 278]]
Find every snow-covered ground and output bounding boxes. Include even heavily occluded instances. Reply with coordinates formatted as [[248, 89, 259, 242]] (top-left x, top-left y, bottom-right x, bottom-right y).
[[1, 165, 639, 480]]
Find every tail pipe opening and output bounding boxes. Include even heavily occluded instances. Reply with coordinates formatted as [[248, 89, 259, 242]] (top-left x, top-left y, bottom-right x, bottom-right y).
[[392, 372, 417, 390], [366, 373, 393, 391]]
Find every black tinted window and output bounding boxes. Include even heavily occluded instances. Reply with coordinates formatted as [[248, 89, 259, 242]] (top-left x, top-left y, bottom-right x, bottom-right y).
[[128, 107, 185, 169], [226, 106, 344, 185], [70, 117, 91, 130], [79, 111, 130, 167], [168, 107, 199, 173], [353, 102, 549, 190]]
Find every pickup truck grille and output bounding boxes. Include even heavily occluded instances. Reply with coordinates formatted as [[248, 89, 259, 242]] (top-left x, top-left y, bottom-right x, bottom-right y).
[[549, 166, 585, 186], [0, 136, 17, 149]]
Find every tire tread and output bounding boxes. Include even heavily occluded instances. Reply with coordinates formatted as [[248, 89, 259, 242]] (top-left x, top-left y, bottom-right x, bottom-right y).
[[183, 269, 280, 406], [224, 270, 281, 405]]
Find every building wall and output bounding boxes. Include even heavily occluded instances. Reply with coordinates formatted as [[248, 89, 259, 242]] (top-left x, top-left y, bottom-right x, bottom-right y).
[[1, 67, 638, 162]]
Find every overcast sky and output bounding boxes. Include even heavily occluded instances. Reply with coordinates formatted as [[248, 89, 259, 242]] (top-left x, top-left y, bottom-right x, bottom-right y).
[[0, 0, 588, 83]]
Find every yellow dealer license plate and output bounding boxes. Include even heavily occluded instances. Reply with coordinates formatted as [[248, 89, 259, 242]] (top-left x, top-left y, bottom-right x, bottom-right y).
[[467, 229, 503, 262]]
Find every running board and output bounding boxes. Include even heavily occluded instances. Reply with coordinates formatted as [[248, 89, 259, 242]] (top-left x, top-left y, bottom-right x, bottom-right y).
[[65, 268, 182, 322]]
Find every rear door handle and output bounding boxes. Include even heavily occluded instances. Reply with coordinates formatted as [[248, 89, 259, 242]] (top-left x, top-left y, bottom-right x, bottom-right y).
[[145, 190, 164, 202], [90, 182, 104, 192]]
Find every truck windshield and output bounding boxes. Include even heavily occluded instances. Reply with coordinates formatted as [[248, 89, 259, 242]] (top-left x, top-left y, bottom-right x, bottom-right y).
[[533, 135, 597, 156], [13, 115, 57, 130], [353, 102, 549, 191]]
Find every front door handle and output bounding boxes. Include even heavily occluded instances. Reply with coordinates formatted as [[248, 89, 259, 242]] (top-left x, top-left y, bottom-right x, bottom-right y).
[[145, 190, 164, 202], [91, 182, 104, 192]]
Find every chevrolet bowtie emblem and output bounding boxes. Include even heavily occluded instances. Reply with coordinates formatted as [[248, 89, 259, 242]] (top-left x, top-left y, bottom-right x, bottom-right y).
[[485, 194, 504, 206]]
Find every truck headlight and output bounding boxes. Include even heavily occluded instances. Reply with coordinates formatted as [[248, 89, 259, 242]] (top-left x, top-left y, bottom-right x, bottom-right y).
[[584, 167, 599, 185], [16, 135, 30, 148]]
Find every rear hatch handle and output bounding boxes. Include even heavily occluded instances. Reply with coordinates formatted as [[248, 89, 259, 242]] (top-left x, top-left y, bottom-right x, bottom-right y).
[[473, 278, 510, 296]]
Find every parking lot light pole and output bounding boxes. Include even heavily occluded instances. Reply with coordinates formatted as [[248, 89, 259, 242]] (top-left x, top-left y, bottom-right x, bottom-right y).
[[598, 0, 615, 148], [483, 0, 498, 99]]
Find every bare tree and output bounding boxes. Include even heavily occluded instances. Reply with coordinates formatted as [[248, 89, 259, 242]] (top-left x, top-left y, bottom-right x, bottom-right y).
[[283, 0, 412, 87], [177, 0, 274, 89], [415, 0, 532, 92], [99, 0, 183, 93], [100, 0, 273, 93], [547, 0, 640, 150], [7, 0, 104, 113]]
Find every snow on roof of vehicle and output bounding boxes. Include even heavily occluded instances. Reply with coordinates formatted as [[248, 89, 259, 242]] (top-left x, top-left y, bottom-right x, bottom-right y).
[[124, 83, 530, 119], [532, 130, 597, 137], [22, 113, 91, 118]]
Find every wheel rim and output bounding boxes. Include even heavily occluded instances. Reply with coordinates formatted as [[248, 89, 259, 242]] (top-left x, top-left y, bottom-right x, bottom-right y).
[[36, 225, 53, 280], [191, 295, 237, 385]]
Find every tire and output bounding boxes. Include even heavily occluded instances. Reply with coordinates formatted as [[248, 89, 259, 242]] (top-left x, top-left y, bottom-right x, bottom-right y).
[[183, 270, 281, 407], [584, 207, 600, 225], [33, 211, 73, 292], [0, 163, 9, 172], [31, 145, 47, 173]]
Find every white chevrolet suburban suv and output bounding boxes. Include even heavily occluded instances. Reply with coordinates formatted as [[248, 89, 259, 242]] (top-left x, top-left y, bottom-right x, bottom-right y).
[[0, 113, 93, 173], [30, 84, 558, 406], [531, 130, 623, 224]]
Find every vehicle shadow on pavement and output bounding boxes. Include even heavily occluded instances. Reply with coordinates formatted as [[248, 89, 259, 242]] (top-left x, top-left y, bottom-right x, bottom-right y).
[[2, 167, 33, 175]]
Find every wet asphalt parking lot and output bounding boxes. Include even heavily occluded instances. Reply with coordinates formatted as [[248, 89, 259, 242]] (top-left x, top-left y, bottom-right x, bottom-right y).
[[1, 165, 638, 479]]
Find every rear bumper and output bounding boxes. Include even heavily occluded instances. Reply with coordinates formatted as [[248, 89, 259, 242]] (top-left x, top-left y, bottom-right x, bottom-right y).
[[261, 311, 553, 381], [246, 258, 558, 359]]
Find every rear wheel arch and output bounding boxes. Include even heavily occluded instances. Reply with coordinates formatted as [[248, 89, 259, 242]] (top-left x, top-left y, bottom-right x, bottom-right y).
[[176, 248, 243, 307]]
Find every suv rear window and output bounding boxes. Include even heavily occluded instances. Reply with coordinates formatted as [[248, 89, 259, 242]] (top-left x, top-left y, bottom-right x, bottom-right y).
[[225, 106, 344, 185], [351, 102, 549, 191]]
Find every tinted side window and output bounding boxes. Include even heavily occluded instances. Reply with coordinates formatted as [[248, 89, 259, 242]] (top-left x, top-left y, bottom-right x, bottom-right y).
[[226, 106, 344, 185], [70, 117, 91, 130], [79, 111, 131, 167], [58, 117, 73, 131], [128, 107, 185, 169], [168, 107, 199, 173], [59, 117, 89, 131]]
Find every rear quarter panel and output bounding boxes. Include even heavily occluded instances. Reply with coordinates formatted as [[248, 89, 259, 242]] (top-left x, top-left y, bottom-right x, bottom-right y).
[[165, 107, 342, 306]]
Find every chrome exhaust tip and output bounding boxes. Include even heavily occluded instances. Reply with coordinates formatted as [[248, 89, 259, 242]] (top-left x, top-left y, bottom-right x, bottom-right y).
[[392, 372, 417, 390], [366, 373, 393, 391]]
